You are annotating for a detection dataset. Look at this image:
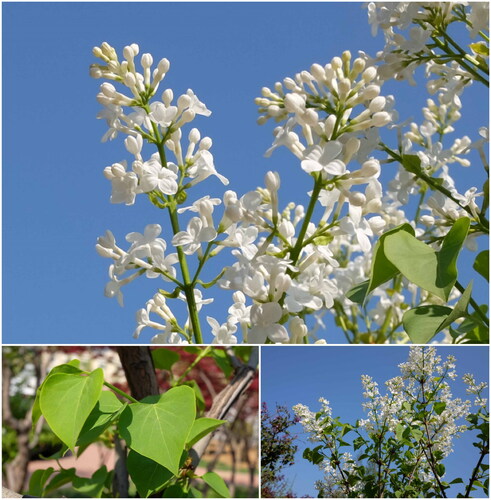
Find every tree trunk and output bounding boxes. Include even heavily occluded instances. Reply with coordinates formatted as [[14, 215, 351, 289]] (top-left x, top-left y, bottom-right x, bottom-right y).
[[116, 347, 160, 400]]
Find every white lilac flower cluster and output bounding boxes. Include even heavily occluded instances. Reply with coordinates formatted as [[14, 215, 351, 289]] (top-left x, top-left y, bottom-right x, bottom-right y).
[[362, 347, 470, 459], [294, 347, 487, 497], [367, 2, 489, 102], [92, 0, 488, 344]]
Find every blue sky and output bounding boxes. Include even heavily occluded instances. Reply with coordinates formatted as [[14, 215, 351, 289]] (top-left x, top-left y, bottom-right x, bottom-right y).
[[3, 2, 488, 344], [261, 345, 489, 498]]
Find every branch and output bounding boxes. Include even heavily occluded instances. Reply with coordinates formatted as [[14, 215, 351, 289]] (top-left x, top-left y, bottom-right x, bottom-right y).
[[189, 347, 258, 468]]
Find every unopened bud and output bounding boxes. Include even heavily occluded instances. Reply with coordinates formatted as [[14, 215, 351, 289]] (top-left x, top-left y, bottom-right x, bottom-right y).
[[359, 159, 381, 177], [362, 66, 377, 83], [265, 171, 280, 192], [141, 53, 153, 68], [199, 137, 213, 150], [189, 128, 200, 144], [162, 89, 173, 106], [369, 96, 386, 113], [349, 191, 366, 207]]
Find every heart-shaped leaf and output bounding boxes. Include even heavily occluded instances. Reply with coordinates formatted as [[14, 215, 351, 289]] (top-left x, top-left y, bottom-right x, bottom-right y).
[[152, 348, 180, 371], [77, 390, 125, 454], [127, 450, 173, 498], [186, 418, 226, 448], [39, 369, 104, 450], [32, 360, 83, 429], [118, 385, 196, 475]]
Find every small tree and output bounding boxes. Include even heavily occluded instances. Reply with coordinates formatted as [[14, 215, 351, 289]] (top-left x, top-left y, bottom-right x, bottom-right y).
[[261, 402, 299, 498]]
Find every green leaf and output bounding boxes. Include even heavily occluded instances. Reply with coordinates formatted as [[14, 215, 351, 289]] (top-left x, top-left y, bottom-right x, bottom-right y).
[[163, 484, 187, 497], [183, 380, 205, 412], [403, 281, 473, 343], [118, 386, 196, 475], [152, 348, 180, 371], [410, 428, 423, 441], [473, 250, 489, 282], [127, 450, 173, 498], [470, 42, 489, 56], [434, 402, 447, 415], [346, 280, 370, 304], [435, 463, 445, 477], [202, 471, 230, 498], [450, 477, 464, 484], [385, 219, 469, 301], [32, 360, 83, 429], [43, 469, 76, 496], [39, 368, 104, 450], [186, 417, 227, 448], [72, 466, 108, 497], [367, 224, 415, 298], [402, 154, 423, 175], [437, 217, 470, 291], [211, 349, 234, 378], [395, 423, 405, 441], [27, 468, 55, 497], [77, 391, 125, 454], [403, 305, 452, 344]]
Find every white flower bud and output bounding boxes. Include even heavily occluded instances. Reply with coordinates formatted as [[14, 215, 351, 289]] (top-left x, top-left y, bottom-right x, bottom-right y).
[[125, 135, 142, 156], [189, 128, 200, 144], [199, 137, 213, 150], [181, 109, 195, 124], [310, 63, 326, 82], [338, 78, 351, 99], [369, 96, 386, 113], [331, 56, 342, 70], [124, 72, 137, 88], [324, 115, 337, 139], [141, 53, 153, 68], [361, 84, 380, 100], [344, 137, 361, 163], [349, 192, 366, 207], [352, 58, 366, 75], [368, 216, 386, 234], [265, 171, 280, 192], [93, 46, 104, 58], [420, 215, 435, 226], [100, 82, 116, 97], [371, 111, 391, 127], [257, 115, 269, 125], [177, 94, 192, 110], [359, 159, 381, 177], [162, 89, 173, 106], [290, 317, 308, 342], [362, 66, 377, 83], [157, 58, 170, 75]]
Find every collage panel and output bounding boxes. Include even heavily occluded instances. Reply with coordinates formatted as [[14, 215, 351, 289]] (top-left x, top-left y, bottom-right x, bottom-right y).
[[2, 1, 490, 500], [2, 346, 259, 498], [261, 345, 489, 498]]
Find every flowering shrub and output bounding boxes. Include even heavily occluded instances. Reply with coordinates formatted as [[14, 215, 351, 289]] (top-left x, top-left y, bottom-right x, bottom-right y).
[[293, 346, 489, 498], [91, 2, 488, 344]]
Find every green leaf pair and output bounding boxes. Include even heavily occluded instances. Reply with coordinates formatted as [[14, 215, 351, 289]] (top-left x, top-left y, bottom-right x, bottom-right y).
[[347, 218, 472, 343], [35, 363, 229, 498]]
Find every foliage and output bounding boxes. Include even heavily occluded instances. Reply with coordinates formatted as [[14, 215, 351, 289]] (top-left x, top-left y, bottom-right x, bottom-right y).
[[261, 403, 299, 498], [90, 2, 488, 344], [28, 347, 256, 498], [294, 347, 489, 498]]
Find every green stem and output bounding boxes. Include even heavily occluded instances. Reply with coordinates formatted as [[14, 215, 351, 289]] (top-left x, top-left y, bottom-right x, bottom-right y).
[[168, 207, 204, 343], [174, 346, 212, 385], [103, 381, 139, 404], [150, 122, 204, 344], [431, 35, 489, 86], [289, 174, 324, 265]]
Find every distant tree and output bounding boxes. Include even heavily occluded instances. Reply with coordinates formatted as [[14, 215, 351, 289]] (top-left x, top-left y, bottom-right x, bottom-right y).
[[261, 402, 299, 498]]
